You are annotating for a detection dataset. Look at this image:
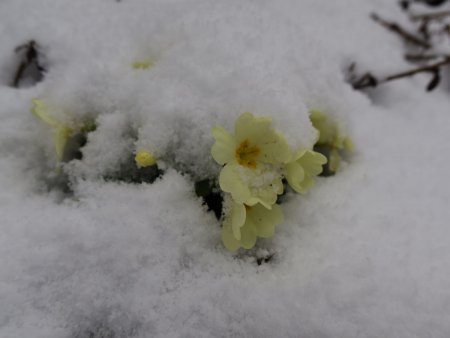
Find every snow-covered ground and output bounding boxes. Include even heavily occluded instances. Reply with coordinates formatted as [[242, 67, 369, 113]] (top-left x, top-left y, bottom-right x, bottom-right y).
[[1, 0, 450, 337]]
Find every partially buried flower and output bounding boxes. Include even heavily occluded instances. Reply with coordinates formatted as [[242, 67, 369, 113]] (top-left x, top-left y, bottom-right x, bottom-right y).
[[211, 112, 291, 208], [310, 110, 354, 173], [135, 150, 156, 167], [31, 99, 95, 172], [221, 197, 284, 252], [31, 99, 74, 170], [285, 149, 327, 194], [132, 59, 155, 70]]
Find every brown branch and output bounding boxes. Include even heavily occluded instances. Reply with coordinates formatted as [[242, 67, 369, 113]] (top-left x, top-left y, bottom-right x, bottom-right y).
[[352, 57, 450, 91], [404, 53, 446, 62], [411, 10, 450, 21], [371, 13, 431, 49], [383, 57, 450, 81]]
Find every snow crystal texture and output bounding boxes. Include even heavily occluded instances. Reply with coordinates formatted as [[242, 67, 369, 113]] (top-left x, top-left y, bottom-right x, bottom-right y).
[[1, 0, 450, 337]]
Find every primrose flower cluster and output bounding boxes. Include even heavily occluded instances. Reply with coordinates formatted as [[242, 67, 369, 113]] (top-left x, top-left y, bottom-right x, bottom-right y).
[[211, 112, 327, 251], [30, 95, 353, 253]]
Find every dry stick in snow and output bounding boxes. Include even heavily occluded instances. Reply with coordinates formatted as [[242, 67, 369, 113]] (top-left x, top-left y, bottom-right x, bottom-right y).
[[404, 53, 445, 62], [410, 10, 450, 21], [352, 56, 450, 91], [384, 57, 450, 81]]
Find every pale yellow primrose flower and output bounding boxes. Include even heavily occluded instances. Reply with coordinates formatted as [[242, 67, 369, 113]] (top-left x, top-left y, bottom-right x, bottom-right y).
[[31, 99, 73, 167], [212, 112, 291, 167], [135, 150, 156, 167], [310, 110, 354, 172], [211, 112, 291, 208], [285, 149, 327, 194], [221, 199, 284, 252]]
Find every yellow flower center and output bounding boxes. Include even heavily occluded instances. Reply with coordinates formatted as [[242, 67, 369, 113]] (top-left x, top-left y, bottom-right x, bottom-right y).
[[235, 139, 260, 169]]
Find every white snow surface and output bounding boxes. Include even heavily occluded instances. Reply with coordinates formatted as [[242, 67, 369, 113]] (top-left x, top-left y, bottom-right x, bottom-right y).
[[1, 0, 450, 337]]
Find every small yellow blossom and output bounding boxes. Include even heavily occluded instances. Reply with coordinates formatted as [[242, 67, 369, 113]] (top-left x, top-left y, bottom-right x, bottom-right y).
[[221, 199, 284, 252], [132, 59, 155, 70], [285, 149, 327, 194], [211, 112, 291, 208], [135, 150, 156, 167], [310, 110, 354, 173], [211, 112, 292, 167]]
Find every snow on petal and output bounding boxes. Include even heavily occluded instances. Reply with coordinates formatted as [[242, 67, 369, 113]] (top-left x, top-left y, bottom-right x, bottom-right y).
[[219, 163, 252, 204]]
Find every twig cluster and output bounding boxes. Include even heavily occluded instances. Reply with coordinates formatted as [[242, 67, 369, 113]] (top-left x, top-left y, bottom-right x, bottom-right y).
[[350, 5, 450, 92]]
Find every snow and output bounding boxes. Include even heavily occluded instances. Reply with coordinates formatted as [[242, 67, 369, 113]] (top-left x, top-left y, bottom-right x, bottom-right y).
[[1, 0, 450, 337]]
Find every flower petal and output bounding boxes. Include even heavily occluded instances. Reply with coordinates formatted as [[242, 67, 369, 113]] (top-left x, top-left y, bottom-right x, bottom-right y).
[[246, 196, 271, 209], [211, 126, 236, 165], [258, 133, 292, 164], [235, 112, 292, 164], [343, 137, 355, 152], [310, 109, 336, 145], [31, 99, 60, 128], [299, 174, 315, 193], [285, 161, 305, 193], [298, 150, 327, 176], [54, 126, 72, 162], [246, 185, 279, 209], [231, 202, 246, 240], [221, 220, 241, 252], [219, 164, 251, 204], [249, 204, 283, 238], [329, 148, 341, 173], [239, 220, 257, 249], [235, 112, 270, 141]]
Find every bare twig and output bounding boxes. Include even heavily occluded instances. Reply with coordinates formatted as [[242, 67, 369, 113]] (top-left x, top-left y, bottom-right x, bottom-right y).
[[404, 53, 446, 61], [384, 56, 450, 81], [426, 68, 441, 91], [371, 13, 431, 48], [411, 10, 450, 21], [352, 56, 450, 91]]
